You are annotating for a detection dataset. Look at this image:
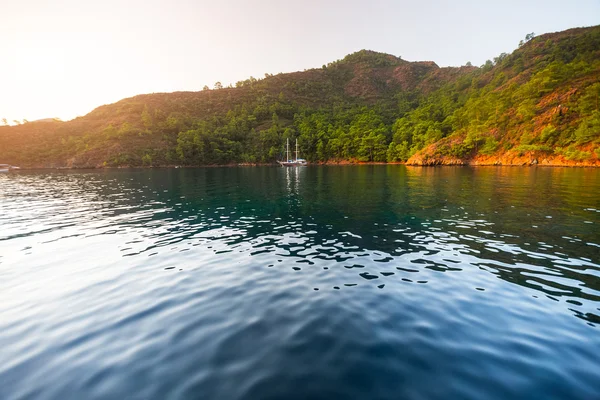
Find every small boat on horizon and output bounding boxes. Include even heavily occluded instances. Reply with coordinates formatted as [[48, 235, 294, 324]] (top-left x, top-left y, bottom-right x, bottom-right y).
[[278, 138, 307, 167], [0, 164, 20, 172]]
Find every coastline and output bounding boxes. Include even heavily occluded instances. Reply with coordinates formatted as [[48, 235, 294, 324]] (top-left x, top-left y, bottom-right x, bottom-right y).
[[406, 154, 600, 168], [6, 159, 600, 170]]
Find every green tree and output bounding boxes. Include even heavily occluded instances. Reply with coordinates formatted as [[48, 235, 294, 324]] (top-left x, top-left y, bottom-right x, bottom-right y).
[[141, 105, 152, 128], [358, 132, 387, 161], [577, 83, 600, 115], [574, 111, 600, 144], [387, 141, 411, 161], [142, 153, 153, 166]]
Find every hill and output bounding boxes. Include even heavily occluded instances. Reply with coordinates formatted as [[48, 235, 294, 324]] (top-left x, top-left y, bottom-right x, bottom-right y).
[[1, 26, 599, 168]]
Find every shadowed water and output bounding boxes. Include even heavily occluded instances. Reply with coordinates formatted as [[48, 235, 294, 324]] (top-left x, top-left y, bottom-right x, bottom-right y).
[[1, 166, 599, 400]]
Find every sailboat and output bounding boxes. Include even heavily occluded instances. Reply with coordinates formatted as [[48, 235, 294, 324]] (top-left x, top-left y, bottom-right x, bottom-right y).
[[0, 164, 20, 172], [0, 164, 13, 172], [278, 138, 307, 166]]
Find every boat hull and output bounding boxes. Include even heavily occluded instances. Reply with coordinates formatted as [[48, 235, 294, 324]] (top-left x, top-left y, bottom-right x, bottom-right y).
[[278, 161, 307, 167]]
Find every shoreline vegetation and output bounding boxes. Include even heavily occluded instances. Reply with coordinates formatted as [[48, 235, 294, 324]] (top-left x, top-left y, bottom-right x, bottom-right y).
[[11, 158, 600, 170], [1, 26, 599, 169]]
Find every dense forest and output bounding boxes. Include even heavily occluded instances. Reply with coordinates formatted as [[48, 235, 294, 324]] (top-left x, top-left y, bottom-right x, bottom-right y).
[[1, 25, 599, 167]]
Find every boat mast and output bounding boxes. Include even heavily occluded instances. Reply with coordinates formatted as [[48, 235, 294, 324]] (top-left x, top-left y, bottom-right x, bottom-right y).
[[295, 139, 299, 162], [286, 138, 290, 162]]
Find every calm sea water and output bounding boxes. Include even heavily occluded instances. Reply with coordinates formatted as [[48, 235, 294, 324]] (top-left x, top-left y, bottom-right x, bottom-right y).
[[1, 166, 599, 400]]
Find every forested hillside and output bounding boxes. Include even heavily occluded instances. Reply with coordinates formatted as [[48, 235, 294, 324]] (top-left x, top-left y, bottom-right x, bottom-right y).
[[1, 25, 599, 168]]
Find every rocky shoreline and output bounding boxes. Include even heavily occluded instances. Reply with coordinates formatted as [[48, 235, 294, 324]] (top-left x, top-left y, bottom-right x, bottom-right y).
[[406, 152, 600, 167]]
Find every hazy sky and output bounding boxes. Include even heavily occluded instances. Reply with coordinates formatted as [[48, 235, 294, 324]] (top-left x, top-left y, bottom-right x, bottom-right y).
[[1, 0, 599, 123]]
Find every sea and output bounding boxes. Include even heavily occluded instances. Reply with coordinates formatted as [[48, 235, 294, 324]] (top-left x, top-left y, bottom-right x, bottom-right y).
[[1, 166, 599, 399]]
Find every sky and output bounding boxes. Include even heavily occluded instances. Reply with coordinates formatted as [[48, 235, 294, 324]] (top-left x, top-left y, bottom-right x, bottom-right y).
[[1, 0, 599, 123]]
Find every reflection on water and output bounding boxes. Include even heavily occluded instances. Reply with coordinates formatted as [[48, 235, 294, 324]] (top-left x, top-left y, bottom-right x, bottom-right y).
[[0, 166, 599, 400]]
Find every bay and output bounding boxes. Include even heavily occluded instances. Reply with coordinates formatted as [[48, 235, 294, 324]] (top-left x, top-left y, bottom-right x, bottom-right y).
[[1, 166, 599, 400]]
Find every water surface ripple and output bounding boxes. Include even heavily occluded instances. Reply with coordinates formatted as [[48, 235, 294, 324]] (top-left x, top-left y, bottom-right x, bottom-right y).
[[1, 166, 599, 399]]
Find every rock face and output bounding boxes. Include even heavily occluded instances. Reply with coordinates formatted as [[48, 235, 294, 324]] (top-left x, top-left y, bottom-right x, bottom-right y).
[[407, 152, 600, 167], [406, 154, 466, 166], [470, 153, 600, 167]]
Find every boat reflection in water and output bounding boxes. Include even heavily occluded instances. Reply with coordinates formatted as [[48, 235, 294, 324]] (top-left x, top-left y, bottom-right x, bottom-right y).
[[283, 162, 305, 195]]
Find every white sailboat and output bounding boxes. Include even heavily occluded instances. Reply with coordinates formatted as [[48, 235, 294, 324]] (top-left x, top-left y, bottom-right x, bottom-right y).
[[0, 164, 19, 172], [278, 138, 307, 167]]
